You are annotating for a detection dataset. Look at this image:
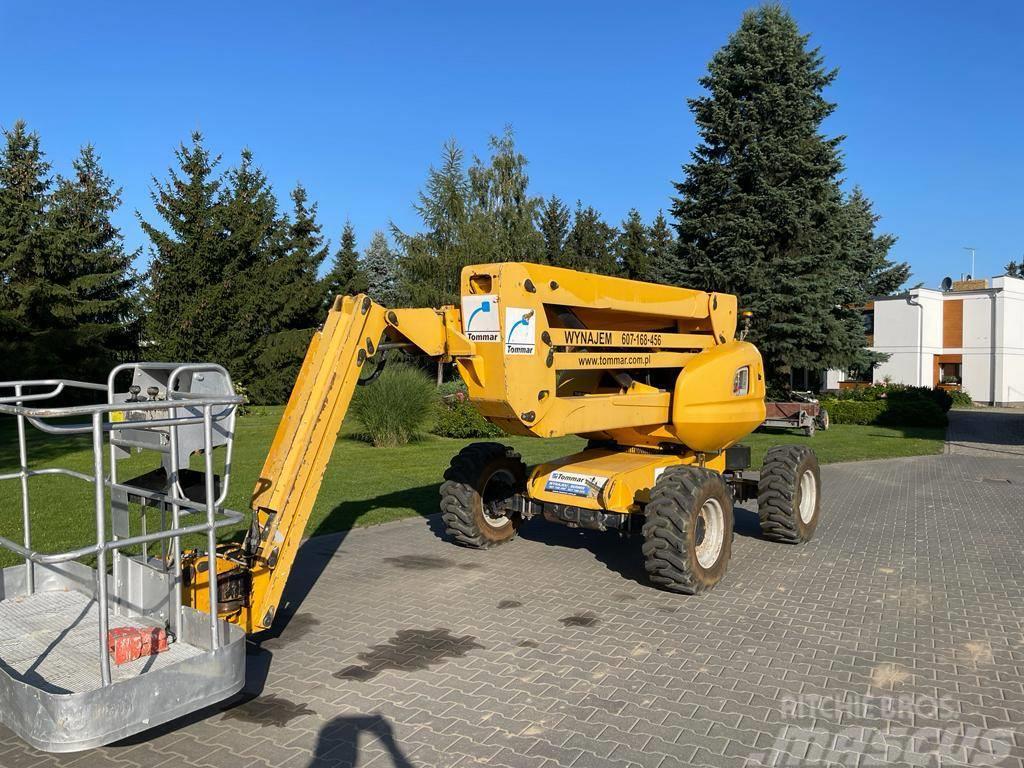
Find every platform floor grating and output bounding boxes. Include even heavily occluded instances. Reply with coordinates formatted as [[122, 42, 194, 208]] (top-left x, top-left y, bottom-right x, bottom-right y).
[[0, 589, 202, 693]]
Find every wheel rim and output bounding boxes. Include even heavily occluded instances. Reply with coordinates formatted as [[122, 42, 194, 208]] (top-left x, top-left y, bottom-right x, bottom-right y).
[[482, 469, 516, 528], [694, 497, 725, 568], [798, 470, 817, 524]]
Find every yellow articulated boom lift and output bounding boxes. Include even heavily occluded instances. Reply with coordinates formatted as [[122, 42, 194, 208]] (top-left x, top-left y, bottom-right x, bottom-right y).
[[0, 262, 820, 751]]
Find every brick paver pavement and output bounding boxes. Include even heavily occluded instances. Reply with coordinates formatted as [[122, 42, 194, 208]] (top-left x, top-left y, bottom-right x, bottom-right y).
[[2, 410, 1023, 767]]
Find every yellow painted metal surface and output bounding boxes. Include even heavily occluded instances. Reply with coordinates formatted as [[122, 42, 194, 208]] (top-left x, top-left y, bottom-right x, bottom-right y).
[[528, 448, 726, 515], [195, 295, 391, 631], [671, 340, 766, 452], [454, 262, 738, 440]]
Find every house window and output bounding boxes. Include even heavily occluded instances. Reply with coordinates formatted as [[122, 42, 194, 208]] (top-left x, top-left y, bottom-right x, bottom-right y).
[[939, 362, 961, 385], [845, 365, 873, 384], [861, 310, 874, 336], [861, 309, 875, 346]]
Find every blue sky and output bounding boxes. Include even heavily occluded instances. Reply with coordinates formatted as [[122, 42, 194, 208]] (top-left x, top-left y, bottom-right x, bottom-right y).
[[1, 1, 1021, 287]]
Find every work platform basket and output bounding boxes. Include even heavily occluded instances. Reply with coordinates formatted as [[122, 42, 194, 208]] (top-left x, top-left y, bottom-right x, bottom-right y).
[[0, 363, 247, 752]]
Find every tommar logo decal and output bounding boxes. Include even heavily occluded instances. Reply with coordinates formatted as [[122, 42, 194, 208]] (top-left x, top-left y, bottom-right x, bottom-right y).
[[505, 308, 535, 355], [461, 294, 500, 342], [467, 300, 491, 329]]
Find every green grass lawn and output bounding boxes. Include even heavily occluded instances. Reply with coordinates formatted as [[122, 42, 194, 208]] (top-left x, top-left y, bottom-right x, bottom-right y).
[[0, 406, 944, 568]]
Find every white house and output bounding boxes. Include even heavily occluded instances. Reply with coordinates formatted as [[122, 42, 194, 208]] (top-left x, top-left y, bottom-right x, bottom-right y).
[[824, 275, 1024, 405]]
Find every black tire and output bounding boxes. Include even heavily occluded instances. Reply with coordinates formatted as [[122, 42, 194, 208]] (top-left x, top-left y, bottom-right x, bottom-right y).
[[816, 408, 830, 431], [440, 442, 526, 548], [641, 467, 734, 594], [757, 445, 821, 543]]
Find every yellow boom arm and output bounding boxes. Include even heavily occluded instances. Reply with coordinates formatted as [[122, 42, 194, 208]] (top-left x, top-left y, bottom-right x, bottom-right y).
[[229, 296, 468, 631]]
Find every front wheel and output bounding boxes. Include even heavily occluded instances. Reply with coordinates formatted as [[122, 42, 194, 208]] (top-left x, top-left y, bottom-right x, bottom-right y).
[[440, 443, 526, 548], [642, 467, 734, 594], [757, 445, 821, 543]]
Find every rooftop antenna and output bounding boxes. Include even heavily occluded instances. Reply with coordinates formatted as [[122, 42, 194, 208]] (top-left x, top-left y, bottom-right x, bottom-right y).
[[963, 246, 976, 279]]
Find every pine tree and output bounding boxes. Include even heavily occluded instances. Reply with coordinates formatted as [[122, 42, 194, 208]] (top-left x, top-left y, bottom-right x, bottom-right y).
[[468, 127, 543, 263], [537, 195, 569, 265], [364, 231, 399, 305], [47, 145, 140, 377], [139, 132, 224, 362], [1006, 260, 1024, 278], [0, 120, 53, 372], [616, 209, 650, 280], [562, 202, 618, 275], [670, 4, 883, 384], [322, 220, 367, 305], [646, 210, 675, 285]]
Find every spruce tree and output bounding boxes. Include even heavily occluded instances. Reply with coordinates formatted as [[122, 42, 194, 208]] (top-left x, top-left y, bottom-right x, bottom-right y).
[[837, 187, 907, 298], [201, 148, 284, 389], [393, 139, 473, 306], [270, 183, 327, 330], [562, 202, 618, 275], [253, 182, 329, 402], [364, 231, 399, 305], [48, 145, 140, 377], [537, 195, 569, 265], [616, 209, 650, 280], [0, 120, 53, 372], [322, 220, 367, 305], [468, 127, 543, 263], [139, 132, 224, 362], [646, 210, 675, 285], [670, 4, 894, 384]]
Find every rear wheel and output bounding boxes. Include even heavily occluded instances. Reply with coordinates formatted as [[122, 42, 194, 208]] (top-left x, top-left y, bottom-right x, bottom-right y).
[[440, 442, 526, 548], [757, 445, 821, 543], [815, 407, 830, 431], [641, 467, 734, 594]]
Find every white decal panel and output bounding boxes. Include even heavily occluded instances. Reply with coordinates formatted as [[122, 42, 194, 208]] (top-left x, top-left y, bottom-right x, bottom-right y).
[[544, 470, 609, 499], [504, 307, 536, 355], [461, 294, 500, 342]]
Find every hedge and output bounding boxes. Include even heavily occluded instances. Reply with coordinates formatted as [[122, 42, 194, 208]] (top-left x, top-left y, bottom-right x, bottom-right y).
[[821, 399, 887, 425], [821, 385, 949, 428]]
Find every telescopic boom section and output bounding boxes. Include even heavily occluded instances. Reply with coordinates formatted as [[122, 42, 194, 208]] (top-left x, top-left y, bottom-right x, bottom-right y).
[[243, 296, 388, 630], [236, 295, 462, 632]]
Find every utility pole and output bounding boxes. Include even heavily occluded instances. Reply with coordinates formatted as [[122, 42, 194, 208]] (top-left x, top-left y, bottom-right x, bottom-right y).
[[963, 246, 976, 279]]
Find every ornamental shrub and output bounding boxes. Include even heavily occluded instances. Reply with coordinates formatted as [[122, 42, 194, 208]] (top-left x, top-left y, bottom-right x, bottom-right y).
[[949, 390, 974, 408], [350, 364, 437, 446], [432, 379, 503, 438]]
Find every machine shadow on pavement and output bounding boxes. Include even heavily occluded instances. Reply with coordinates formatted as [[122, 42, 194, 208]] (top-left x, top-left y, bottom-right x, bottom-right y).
[[315, 484, 443, 538], [308, 714, 414, 768]]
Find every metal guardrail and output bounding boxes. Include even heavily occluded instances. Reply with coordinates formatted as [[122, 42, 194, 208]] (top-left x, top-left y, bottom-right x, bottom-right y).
[[0, 367, 245, 688]]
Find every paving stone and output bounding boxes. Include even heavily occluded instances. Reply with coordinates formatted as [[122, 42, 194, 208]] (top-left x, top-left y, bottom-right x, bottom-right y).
[[4, 411, 1024, 767]]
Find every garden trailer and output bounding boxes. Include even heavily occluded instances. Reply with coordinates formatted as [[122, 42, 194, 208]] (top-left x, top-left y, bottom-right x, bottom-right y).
[[763, 391, 831, 436], [0, 262, 821, 751]]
